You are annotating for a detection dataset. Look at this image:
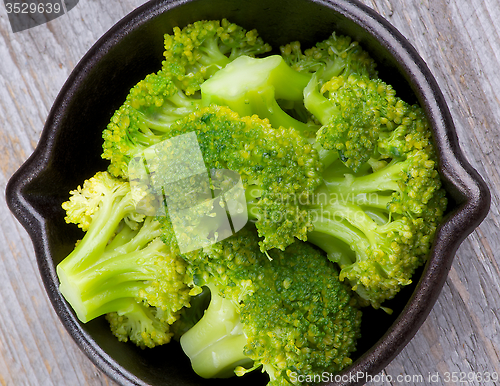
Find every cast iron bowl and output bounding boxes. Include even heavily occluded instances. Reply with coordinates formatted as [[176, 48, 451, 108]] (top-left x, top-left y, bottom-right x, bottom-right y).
[[6, 0, 490, 385]]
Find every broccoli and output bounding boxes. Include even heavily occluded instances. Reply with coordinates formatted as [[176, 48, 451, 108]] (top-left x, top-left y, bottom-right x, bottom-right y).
[[280, 31, 378, 133], [179, 226, 362, 384], [117, 40, 446, 308], [57, 20, 451, 383], [304, 72, 396, 172], [136, 104, 323, 253], [280, 31, 378, 83], [163, 19, 272, 95], [102, 70, 202, 179], [198, 49, 447, 307], [103, 19, 272, 179], [57, 171, 194, 347], [105, 299, 173, 349], [303, 95, 447, 307]]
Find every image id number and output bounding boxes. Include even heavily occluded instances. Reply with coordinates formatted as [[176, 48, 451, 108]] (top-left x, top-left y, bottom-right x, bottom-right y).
[[6, 2, 62, 14], [443, 371, 499, 383]]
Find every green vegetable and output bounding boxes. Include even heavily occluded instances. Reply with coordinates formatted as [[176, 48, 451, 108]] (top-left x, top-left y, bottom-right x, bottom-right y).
[[102, 71, 202, 179], [301, 72, 447, 307], [57, 18, 449, 385], [57, 171, 193, 347], [280, 32, 378, 81], [143, 104, 323, 253], [180, 226, 362, 383], [162, 18, 272, 95], [304, 72, 394, 171], [103, 19, 271, 179]]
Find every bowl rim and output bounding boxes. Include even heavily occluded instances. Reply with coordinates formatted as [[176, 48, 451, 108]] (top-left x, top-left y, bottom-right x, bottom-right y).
[[5, 0, 491, 385]]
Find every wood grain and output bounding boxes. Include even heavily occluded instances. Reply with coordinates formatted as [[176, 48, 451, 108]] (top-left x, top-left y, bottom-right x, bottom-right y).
[[0, 1, 498, 385]]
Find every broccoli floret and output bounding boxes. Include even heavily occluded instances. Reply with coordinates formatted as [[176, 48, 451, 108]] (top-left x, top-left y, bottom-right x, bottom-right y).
[[286, 56, 447, 307], [105, 299, 174, 349], [104, 19, 271, 179], [138, 105, 323, 252], [163, 19, 272, 95], [180, 226, 362, 384], [304, 72, 401, 172], [57, 171, 193, 348], [281, 31, 378, 82], [102, 70, 201, 179], [304, 114, 447, 307], [61, 171, 143, 231]]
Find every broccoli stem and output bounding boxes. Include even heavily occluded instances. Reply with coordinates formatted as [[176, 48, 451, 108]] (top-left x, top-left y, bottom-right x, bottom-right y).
[[303, 72, 340, 125], [107, 216, 162, 255], [323, 158, 407, 197], [140, 89, 202, 132], [307, 216, 370, 264], [58, 192, 134, 274], [250, 88, 311, 134], [312, 139, 339, 167], [57, 189, 165, 324], [197, 36, 232, 70], [306, 229, 355, 267], [180, 282, 253, 378], [58, 238, 166, 323], [201, 55, 312, 134], [104, 223, 137, 251]]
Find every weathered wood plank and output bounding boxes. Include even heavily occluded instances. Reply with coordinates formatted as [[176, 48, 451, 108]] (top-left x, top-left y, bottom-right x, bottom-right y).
[[0, 1, 498, 385], [360, 0, 500, 385], [0, 2, 146, 385]]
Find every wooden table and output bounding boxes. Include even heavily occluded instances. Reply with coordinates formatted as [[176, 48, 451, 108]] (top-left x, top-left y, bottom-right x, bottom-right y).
[[1, 1, 498, 385]]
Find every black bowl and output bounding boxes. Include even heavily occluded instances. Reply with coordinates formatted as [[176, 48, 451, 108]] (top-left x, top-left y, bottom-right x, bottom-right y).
[[6, 0, 490, 385]]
